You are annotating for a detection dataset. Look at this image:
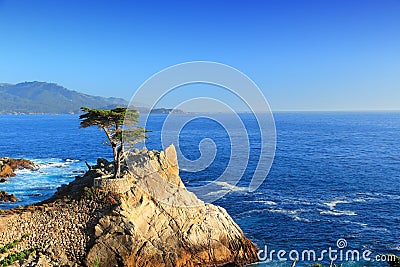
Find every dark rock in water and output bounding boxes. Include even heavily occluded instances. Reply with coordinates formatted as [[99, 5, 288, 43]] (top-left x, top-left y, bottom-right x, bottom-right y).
[[0, 190, 19, 202], [0, 157, 36, 177], [27, 193, 42, 197], [0, 178, 6, 183]]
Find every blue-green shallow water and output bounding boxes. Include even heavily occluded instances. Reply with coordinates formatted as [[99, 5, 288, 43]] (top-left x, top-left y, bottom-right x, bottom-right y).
[[0, 112, 399, 267]]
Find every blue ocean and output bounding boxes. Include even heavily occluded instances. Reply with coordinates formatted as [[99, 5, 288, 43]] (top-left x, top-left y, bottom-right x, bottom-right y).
[[0, 113, 399, 266]]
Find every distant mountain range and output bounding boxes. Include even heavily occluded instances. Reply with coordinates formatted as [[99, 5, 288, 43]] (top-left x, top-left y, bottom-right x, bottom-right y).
[[0, 82, 186, 114]]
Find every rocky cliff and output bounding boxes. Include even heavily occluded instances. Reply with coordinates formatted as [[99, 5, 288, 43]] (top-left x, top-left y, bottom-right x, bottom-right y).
[[0, 145, 258, 266]]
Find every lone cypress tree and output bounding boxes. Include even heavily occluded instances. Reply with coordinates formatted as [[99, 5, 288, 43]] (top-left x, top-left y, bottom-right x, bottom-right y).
[[79, 107, 146, 178]]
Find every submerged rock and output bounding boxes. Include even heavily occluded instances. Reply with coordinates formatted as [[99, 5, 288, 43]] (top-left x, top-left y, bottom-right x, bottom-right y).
[[0, 145, 258, 266]]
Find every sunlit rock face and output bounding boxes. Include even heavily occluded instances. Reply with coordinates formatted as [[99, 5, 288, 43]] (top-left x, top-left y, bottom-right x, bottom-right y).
[[86, 144, 259, 267]]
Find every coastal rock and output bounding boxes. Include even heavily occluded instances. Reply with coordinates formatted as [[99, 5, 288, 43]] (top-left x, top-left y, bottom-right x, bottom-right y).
[[0, 157, 36, 178], [0, 163, 14, 177], [0, 145, 258, 267], [0, 190, 19, 202], [85, 144, 258, 266]]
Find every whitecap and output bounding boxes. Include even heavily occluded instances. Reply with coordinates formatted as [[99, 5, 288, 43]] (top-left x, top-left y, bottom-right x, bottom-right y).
[[361, 226, 388, 232], [213, 181, 248, 192], [323, 199, 351, 209], [268, 208, 313, 222], [239, 209, 268, 216], [269, 208, 297, 215], [320, 210, 357, 216], [293, 215, 311, 222], [244, 200, 277, 206], [65, 159, 80, 163], [204, 189, 230, 196], [341, 220, 368, 227], [353, 197, 368, 203]]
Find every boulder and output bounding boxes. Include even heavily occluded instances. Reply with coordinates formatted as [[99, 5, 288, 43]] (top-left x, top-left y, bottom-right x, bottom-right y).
[[0, 190, 19, 202], [0, 163, 15, 177]]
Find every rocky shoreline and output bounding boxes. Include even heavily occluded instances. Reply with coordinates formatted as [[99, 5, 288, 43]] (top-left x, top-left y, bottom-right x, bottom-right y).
[[0, 158, 36, 179], [0, 158, 36, 202], [0, 145, 259, 266]]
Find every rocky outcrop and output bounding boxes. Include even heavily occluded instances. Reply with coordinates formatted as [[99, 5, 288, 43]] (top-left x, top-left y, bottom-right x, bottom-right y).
[[0, 191, 19, 202], [0, 145, 258, 266], [0, 157, 36, 178], [85, 145, 258, 267]]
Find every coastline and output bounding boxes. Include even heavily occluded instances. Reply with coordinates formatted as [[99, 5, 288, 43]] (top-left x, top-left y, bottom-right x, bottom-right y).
[[0, 145, 259, 266]]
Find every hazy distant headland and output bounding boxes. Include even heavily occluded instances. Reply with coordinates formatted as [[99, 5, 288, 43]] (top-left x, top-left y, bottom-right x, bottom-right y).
[[0, 81, 186, 114]]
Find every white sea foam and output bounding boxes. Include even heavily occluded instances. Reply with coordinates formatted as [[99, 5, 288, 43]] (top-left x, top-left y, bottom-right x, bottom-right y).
[[37, 162, 70, 169], [65, 159, 80, 163], [320, 210, 357, 216], [213, 181, 248, 192], [239, 209, 267, 216], [341, 220, 368, 227], [284, 199, 313, 205], [267, 208, 313, 222], [353, 197, 368, 203], [269, 208, 297, 215], [2, 157, 83, 208], [323, 199, 351, 209], [357, 192, 400, 200], [258, 200, 278, 206], [204, 189, 229, 196], [361, 226, 388, 232], [293, 215, 311, 222], [389, 244, 400, 251], [244, 200, 277, 206]]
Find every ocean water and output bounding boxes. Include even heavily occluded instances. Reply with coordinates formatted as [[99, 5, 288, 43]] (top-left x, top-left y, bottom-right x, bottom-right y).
[[0, 113, 399, 266]]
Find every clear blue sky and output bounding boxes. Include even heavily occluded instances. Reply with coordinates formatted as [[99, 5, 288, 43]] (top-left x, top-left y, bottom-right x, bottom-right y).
[[0, 0, 399, 111]]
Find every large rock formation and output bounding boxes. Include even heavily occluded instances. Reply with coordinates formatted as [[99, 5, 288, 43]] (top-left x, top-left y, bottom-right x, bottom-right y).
[[0, 157, 36, 178], [0, 145, 258, 266]]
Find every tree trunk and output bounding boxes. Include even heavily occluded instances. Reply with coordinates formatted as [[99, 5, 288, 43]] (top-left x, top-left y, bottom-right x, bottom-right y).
[[112, 145, 119, 178], [115, 145, 124, 178]]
